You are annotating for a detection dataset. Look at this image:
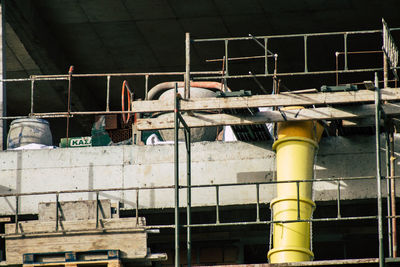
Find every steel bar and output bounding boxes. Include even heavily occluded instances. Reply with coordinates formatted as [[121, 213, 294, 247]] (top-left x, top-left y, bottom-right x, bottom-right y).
[[336, 50, 383, 55], [185, 33, 190, 99], [215, 185, 220, 224], [386, 130, 393, 257], [216, 185, 220, 224], [106, 75, 111, 111], [3, 214, 382, 238], [374, 76, 385, 267], [390, 131, 398, 257], [174, 83, 180, 267], [192, 68, 384, 80], [225, 40, 229, 76], [206, 55, 272, 63], [177, 113, 190, 131], [193, 29, 384, 42], [304, 35, 308, 73], [337, 180, 341, 218], [249, 34, 274, 56], [256, 184, 260, 222], [66, 66, 73, 146], [344, 34, 348, 70], [145, 75, 149, 100], [0, 71, 223, 83], [96, 191, 99, 229], [1, 176, 382, 198], [185, 125, 192, 267], [335, 52, 339, 85], [384, 53, 389, 88], [15, 196, 19, 234], [184, 216, 378, 228], [30, 79, 35, 114], [265, 38, 269, 74], [0, 185, 176, 198], [55, 193, 59, 231], [136, 189, 139, 226]]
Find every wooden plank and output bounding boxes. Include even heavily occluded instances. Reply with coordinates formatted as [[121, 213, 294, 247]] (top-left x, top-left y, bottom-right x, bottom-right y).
[[136, 103, 400, 130], [132, 88, 400, 113], [0, 217, 11, 222], [5, 217, 146, 235]]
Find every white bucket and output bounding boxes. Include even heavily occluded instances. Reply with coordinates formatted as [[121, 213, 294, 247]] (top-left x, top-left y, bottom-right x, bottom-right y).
[[7, 119, 53, 149]]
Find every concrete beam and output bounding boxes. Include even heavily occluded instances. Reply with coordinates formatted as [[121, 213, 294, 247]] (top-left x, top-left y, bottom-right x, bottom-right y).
[[0, 135, 399, 216]]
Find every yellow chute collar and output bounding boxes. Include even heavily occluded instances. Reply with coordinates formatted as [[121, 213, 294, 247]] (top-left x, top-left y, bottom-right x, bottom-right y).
[[272, 136, 319, 151]]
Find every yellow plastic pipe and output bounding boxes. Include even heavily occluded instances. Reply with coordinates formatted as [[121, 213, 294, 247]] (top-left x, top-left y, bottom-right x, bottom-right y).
[[268, 109, 323, 263]]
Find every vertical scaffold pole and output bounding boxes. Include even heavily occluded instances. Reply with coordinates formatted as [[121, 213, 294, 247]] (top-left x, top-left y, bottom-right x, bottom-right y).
[[174, 83, 180, 267], [185, 33, 190, 99], [375, 73, 385, 267], [185, 125, 191, 267], [386, 130, 393, 258]]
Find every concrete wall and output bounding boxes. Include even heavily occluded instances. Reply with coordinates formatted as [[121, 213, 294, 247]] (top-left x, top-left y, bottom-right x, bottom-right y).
[[0, 135, 399, 215]]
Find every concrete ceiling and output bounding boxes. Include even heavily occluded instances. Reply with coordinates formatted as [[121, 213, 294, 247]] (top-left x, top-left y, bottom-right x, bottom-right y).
[[4, 0, 400, 141]]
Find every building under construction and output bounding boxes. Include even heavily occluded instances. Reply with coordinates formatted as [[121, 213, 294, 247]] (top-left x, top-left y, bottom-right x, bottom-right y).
[[1, 1, 400, 267]]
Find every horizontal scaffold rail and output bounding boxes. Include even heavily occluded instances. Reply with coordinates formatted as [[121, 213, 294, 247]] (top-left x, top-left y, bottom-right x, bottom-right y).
[[136, 103, 400, 130], [132, 88, 400, 113]]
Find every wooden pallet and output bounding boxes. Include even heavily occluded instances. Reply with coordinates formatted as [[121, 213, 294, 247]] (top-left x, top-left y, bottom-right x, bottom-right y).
[[23, 259, 122, 267], [23, 250, 121, 267]]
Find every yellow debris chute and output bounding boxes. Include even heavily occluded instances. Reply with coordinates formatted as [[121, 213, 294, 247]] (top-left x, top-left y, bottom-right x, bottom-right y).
[[268, 107, 323, 263]]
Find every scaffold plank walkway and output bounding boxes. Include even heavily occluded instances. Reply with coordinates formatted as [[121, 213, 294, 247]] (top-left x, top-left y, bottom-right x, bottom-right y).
[[132, 88, 400, 113], [136, 103, 400, 130]]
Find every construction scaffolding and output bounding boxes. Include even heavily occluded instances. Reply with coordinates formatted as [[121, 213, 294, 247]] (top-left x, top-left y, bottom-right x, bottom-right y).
[[1, 20, 400, 267]]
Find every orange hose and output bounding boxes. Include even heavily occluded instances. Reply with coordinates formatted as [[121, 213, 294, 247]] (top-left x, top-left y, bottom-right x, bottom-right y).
[[121, 80, 132, 125]]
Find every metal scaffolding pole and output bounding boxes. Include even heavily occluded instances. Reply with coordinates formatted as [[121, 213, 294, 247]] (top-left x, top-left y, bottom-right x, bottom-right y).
[[386, 129, 393, 257], [183, 123, 192, 267], [174, 83, 180, 267], [390, 131, 398, 257], [375, 74, 385, 267]]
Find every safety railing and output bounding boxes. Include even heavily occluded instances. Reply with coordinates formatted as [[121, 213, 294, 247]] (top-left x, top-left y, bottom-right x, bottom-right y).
[[192, 28, 400, 78], [1, 175, 396, 232], [0, 70, 223, 121]]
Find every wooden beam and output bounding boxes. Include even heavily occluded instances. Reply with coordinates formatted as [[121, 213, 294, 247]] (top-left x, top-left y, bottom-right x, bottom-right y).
[[132, 88, 400, 113], [136, 103, 400, 130]]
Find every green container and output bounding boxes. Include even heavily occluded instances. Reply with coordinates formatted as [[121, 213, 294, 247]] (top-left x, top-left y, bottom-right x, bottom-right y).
[[59, 136, 92, 148]]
